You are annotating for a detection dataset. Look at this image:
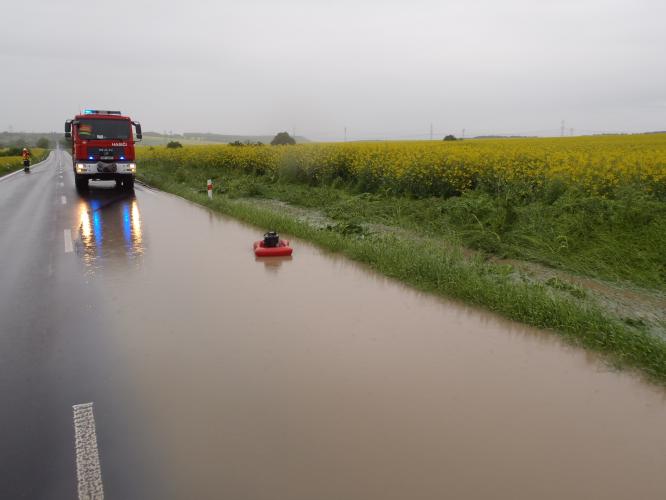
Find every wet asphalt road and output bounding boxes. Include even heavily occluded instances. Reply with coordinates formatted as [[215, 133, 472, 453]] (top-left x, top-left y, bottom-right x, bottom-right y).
[[0, 149, 160, 499], [2, 148, 666, 500]]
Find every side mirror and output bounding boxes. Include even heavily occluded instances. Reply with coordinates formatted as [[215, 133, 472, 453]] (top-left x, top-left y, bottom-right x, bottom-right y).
[[64, 120, 72, 139], [133, 122, 142, 141]]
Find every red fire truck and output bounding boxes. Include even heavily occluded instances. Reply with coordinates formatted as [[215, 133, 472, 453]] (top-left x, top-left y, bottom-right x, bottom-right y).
[[65, 110, 142, 191]]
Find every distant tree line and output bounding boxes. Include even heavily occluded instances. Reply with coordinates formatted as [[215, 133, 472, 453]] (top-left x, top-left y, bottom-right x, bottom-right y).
[[230, 132, 297, 146], [0, 132, 57, 149], [0, 136, 51, 154], [229, 140, 264, 147], [162, 133, 297, 148], [0, 146, 25, 156]]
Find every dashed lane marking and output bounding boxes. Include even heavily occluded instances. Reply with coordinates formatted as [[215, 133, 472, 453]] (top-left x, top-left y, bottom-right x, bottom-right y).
[[61, 195, 67, 205], [64, 229, 73, 253], [72, 403, 105, 500]]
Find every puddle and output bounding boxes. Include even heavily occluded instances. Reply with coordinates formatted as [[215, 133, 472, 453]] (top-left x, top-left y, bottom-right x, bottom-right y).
[[76, 185, 666, 500]]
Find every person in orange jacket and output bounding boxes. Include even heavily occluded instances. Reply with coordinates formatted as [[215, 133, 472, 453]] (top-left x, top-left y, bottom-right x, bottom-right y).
[[21, 148, 31, 161]]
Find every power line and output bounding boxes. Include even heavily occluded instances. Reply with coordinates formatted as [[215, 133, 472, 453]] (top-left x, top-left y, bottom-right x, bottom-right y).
[[298, 123, 641, 142]]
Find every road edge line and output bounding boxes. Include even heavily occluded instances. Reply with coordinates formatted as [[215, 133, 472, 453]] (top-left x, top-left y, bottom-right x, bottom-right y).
[[0, 151, 55, 183]]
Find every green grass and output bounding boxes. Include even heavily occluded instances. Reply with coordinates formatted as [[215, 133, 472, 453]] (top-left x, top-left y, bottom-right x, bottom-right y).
[[137, 161, 666, 385], [141, 160, 666, 290]]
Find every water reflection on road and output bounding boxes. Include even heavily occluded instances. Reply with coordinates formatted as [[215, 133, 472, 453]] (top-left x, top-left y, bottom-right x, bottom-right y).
[[75, 187, 144, 271]]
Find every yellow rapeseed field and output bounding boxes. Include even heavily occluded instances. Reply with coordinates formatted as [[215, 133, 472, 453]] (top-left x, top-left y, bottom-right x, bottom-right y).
[[0, 148, 47, 175], [138, 134, 666, 197]]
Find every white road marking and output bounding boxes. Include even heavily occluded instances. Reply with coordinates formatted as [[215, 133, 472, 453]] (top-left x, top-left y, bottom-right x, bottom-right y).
[[72, 403, 105, 500], [64, 229, 73, 253], [61, 195, 67, 205]]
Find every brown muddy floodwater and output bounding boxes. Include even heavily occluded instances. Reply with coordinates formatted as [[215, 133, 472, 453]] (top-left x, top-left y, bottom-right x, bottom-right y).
[[76, 184, 666, 500]]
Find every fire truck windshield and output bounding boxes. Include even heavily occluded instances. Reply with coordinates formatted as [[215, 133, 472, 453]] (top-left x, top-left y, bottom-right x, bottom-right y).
[[77, 119, 131, 140]]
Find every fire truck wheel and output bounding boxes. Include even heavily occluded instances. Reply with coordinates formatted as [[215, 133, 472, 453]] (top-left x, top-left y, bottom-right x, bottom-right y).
[[75, 175, 89, 191]]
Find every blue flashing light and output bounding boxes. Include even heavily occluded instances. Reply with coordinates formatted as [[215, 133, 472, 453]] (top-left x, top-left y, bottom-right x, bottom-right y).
[[82, 109, 121, 115], [120, 156, 125, 160], [88, 156, 94, 160]]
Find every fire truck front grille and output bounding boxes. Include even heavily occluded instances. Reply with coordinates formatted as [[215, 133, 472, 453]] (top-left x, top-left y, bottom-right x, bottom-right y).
[[97, 164, 118, 173]]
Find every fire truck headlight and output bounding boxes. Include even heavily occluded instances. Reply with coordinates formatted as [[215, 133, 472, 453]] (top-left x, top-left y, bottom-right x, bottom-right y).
[[76, 163, 86, 173], [129, 163, 136, 172]]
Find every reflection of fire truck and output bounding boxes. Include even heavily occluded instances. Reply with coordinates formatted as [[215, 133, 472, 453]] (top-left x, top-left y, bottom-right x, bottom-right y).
[[65, 110, 142, 191], [77, 192, 144, 267]]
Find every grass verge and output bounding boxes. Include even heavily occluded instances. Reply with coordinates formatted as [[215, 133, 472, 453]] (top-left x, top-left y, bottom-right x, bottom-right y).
[[138, 164, 666, 385], [0, 149, 49, 178]]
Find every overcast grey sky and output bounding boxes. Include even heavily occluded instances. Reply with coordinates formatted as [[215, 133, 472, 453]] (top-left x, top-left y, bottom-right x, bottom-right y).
[[1, 0, 664, 140]]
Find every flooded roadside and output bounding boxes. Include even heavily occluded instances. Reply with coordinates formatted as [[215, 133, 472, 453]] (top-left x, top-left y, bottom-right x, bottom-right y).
[[78, 184, 666, 500]]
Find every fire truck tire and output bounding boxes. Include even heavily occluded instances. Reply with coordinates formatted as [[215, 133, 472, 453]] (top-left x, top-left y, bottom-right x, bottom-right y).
[[75, 175, 89, 191]]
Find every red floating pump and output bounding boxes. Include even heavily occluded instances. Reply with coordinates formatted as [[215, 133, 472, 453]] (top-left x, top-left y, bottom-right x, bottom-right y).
[[254, 231, 293, 257]]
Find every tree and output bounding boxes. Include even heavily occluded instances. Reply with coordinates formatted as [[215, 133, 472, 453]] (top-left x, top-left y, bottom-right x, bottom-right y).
[[166, 141, 183, 149], [230, 140, 265, 147], [36, 137, 50, 149], [443, 135, 457, 141], [270, 132, 296, 146]]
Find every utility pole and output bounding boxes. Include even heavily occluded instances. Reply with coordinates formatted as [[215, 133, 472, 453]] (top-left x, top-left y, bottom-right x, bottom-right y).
[[462, 128, 465, 139], [344, 126, 347, 142], [430, 123, 433, 141], [561, 120, 565, 137]]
